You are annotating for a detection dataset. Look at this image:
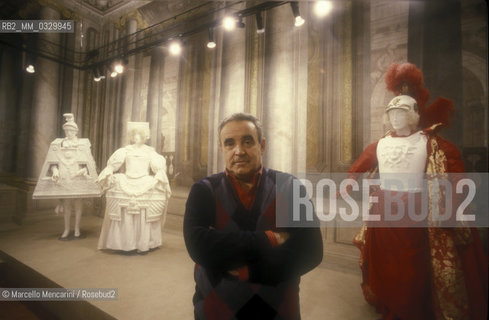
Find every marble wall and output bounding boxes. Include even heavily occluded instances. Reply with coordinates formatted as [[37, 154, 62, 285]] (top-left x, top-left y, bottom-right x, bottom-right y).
[[369, 1, 410, 142], [461, 0, 488, 171]]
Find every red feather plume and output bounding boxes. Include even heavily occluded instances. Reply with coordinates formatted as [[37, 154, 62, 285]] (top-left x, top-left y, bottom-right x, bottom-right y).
[[421, 97, 455, 129], [385, 62, 430, 111], [385, 62, 454, 131]]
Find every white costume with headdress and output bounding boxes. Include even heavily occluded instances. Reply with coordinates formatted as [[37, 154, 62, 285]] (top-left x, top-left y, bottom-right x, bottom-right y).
[[33, 113, 101, 239], [97, 122, 171, 252]]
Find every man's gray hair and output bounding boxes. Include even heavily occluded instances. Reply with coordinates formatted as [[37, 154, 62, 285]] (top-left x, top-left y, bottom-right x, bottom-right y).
[[218, 113, 263, 143]]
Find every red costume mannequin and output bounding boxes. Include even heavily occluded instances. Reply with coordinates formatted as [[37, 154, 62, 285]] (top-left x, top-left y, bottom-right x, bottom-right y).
[[350, 63, 488, 320]]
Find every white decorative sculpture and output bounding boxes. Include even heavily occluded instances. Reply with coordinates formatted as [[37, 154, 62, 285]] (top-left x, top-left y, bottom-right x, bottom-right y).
[[33, 113, 101, 240], [97, 122, 171, 253]]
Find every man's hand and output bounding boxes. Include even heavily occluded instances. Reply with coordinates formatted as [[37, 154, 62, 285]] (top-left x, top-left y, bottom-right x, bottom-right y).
[[227, 232, 290, 277], [76, 167, 88, 177], [51, 166, 60, 182]]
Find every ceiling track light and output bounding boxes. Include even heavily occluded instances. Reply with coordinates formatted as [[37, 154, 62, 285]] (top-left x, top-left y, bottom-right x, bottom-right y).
[[114, 62, 124, 74], [314, 1, 333, 17], [290, 2, 305, 27], [113, 57, 129, 74], [255, 12, 264, 34], [93, 70, 101, 82], [207, 28, 216, 49], [169, 39, 182, 56], [11, 2, 303, 70], [223, 16, 236, 31], [25, 64, 35, 73], [107, 60, 118, 78], [93, 65, 105, 82], [223, 15, 245, 31], [236, 16, 245, 29], [23, 51, 36, 73]]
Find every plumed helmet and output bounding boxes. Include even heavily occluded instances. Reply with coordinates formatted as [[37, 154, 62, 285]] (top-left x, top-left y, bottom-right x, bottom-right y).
[[384, 62, 454, 129], [385, 95, 418, 113], [62, 113, 78, 131]]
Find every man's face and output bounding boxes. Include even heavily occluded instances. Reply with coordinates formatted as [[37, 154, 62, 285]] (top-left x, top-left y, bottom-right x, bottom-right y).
[[220, 120, 265, 181]]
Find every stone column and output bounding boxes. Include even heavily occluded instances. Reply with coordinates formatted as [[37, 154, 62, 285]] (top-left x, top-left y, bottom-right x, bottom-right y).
[[219, 25, 246, 117], [369, 1, 409, 141], [221, 29, 246, 117], [262, 4, 308, 174], [147, 47, 162, 149], [27, 5, 61, 180], [0, 47, 20, 173], [132, 30, 147, 122], [119, 18, 137, 146], [69, 20, 85, 121], [15, 55, 34, 179], [160, 55, 179, 154], [208, 28, 224, 175], [213, 6, 247, 172]]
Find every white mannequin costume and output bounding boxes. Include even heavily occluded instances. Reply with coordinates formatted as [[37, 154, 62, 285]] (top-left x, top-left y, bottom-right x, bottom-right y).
[[33, 113, 101, 240], [97, 122, 171, 252]]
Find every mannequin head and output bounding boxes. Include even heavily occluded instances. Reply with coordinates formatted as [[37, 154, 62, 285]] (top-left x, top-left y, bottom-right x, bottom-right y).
[[62, 122, 78, 140], [62, 113, 78, 140], [129, 128, 148, 145], [388, 109, 409, 131], [383, 95, 420, 135]]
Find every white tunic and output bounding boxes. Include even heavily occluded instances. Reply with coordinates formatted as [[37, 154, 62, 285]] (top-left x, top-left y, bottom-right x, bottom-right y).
[[377, 131, 427, 192]]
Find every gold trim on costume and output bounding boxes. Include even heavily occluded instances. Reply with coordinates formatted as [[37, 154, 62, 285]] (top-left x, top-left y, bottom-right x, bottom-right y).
[[426, 135, 470, 320]]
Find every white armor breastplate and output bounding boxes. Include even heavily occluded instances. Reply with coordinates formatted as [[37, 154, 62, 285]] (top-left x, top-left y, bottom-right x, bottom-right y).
[[377, 131, 427, 192]]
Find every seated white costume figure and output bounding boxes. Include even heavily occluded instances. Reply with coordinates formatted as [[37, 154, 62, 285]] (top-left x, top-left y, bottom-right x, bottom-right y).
[[97, 122, 171, 253]]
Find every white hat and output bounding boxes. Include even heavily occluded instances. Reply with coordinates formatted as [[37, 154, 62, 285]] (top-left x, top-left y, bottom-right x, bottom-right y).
[[385, 95, 418, 113], [62, 113, 78, 131]]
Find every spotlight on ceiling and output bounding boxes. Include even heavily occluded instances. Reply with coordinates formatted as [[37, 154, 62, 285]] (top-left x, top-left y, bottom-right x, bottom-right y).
[[256, 12, 265, 34], [169, 40, 182, 56], [223, 16, 236, 31], [207, 28, 216, 49], [314, 1, 333, 17], [25, 64, 35, 73], [93, 66, 105, 82], [114, 61, 124, 74], [290, 2, 305, 27], [110, 71, 118, 78], [24, 52, 35, 73]]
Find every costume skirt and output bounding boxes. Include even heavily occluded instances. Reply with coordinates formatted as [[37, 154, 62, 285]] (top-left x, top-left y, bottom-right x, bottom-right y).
[[354, 189, 488, 320]]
